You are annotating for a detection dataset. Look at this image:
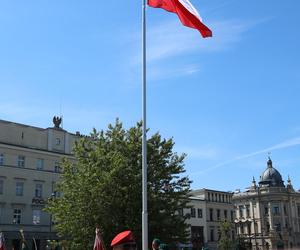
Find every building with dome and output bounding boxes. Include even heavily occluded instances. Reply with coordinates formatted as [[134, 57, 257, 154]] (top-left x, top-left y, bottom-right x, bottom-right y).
[[232, 158, 300, 249]]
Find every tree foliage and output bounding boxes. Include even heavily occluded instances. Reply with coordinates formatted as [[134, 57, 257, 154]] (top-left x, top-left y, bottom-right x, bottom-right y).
[[218, 221, 234, 250], [46, 119, 191, 250]]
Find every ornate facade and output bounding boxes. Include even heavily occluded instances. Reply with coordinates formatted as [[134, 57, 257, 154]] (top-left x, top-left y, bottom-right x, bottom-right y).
[[233, 158, 300, 249]]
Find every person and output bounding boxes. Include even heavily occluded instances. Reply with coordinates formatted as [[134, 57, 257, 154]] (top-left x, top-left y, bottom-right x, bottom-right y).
[[152, 239, 161, 250], [111, 231, 137, 250]]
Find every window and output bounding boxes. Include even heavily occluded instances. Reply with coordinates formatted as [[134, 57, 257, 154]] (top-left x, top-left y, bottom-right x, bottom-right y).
[[273, 206, 280, 215], [208, 193, 210, 201], [53, 190, 61, 198], [217, 209, 220, 220], [256, 223, 260, 234], [35, 184, 43, 198], [297, 205, 300, 217], [16, 182, 24, 196], [209, 208, 213, 221], [224, 210, 228, 220], [275, 223, 281, 232], [198, 208, 203, 218], [210, 229, 214, 241], [54, 162, 61, 173], [246, 205, 250, 218], [240, 224, 244, 234], [247, 223, 251, 234], [0, 154, 4, 165], [33, 210, 41, 225], [191, 208, 196, 218], [55, 138, 61, 145], [264, 206, 269, 215], [36, 159, 44, 170], [239, 206, 243, 218], [0, 179, 3, 194], [17, 155, 25, 167], [285, 221, 289, 229], [284, 205, 287, 216], [13, 209, 21, 224], [218, 227, 221, 240], [231, 210, 234, 222]]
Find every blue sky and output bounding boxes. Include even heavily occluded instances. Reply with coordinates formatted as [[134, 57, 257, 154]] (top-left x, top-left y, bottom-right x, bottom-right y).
[[1, 1, 300, 192]]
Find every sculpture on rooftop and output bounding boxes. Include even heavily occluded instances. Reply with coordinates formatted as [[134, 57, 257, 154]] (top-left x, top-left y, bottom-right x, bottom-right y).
[[53, 116, 62, 128]]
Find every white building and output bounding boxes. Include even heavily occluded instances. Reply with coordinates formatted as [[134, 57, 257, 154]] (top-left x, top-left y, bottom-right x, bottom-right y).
[[233, 158, 300, 249], [0, 118, 80, 249], [186, 189, 235, 250]]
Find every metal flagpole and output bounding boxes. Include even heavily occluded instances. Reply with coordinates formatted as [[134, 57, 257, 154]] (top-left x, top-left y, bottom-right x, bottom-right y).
[[142, 0, 148, 250]]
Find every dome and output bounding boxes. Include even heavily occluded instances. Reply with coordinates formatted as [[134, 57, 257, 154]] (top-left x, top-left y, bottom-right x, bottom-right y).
[[259, 158, 284, 187]]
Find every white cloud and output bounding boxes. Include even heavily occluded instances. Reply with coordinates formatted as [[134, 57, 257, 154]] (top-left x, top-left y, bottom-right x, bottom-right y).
[[176, 145, 218, 160], [235, 137, 300, 160], [144, 18, 257, 63], [124, 17, 263, 82], [148, 63, 202, 81], [192, 136, 300, 175]]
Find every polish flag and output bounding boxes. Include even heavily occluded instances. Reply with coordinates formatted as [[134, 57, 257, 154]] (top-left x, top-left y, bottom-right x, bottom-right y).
[[148, 0, 212, 38]]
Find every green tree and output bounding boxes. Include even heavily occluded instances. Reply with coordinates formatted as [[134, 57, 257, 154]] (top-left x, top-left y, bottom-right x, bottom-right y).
[[46, 119, 191, 250], [218, 221, 234, 250]]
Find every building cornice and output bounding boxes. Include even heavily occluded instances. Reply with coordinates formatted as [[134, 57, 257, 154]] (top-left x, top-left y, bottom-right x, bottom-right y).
[[0, 142, 75, 158]]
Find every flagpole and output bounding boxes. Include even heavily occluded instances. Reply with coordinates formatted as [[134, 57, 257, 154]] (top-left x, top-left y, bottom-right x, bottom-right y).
[[142, 0, 148, 250]]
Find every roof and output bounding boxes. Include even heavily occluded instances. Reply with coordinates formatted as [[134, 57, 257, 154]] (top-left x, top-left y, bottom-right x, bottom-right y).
[[259, 158, 284, 187]]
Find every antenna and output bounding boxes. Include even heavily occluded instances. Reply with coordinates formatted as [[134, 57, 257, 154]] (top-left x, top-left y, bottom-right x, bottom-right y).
[[59, 97, 63, 129]]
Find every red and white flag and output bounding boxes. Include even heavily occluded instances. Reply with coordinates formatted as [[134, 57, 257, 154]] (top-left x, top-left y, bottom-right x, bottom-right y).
[[148, 0, 212, 38], [93, 228, 105, 250]]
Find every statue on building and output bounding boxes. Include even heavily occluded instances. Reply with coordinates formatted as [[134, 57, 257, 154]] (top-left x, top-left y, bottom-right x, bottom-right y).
[[53, 116, 62, 128]]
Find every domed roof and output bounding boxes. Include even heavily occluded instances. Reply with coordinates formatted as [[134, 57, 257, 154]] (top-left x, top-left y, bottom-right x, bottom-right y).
[[259, 158, 284, 187]]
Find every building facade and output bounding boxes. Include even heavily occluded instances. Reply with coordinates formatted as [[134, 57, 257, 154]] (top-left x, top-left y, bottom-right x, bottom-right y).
[[0, 118, 80, 249], [233, 158, 300, 250], [186, 189, 235, 250]]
